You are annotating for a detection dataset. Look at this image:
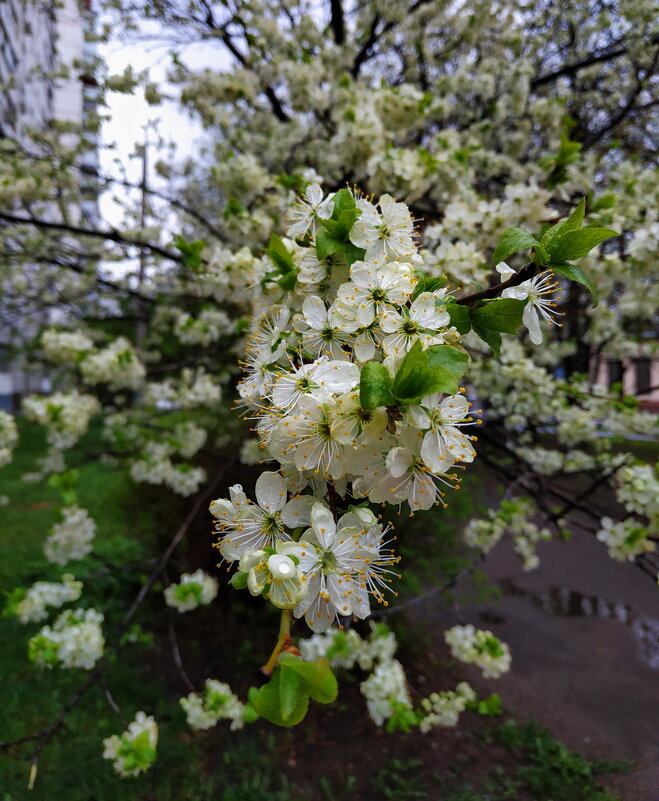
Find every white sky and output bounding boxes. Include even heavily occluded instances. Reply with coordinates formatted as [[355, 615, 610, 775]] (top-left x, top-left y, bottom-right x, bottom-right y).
[[97, 26, 229, 228]]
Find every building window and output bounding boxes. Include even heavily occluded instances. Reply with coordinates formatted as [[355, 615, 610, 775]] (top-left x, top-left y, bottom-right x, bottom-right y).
[[606, 360, 624, 388], [634, 359, 651, 394]]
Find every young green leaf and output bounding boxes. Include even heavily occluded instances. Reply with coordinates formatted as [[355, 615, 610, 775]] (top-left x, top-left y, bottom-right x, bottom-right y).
[[550, 263, 599, 306], [173, 236, 205, 271], [279, 654, 338, 704], [471, 323, 503, 356], [470, 298, 525, 334], [265, 234, 296, 273], [316, 230, 365, 265], [545, 227, 617, 262], [360, 361, 394, 410], [252, 665, 309, 727], [446, 302, 471, 334], [492, 227, 541, 266], [541, 197, 585, 248], [392, 342, 469, 402]]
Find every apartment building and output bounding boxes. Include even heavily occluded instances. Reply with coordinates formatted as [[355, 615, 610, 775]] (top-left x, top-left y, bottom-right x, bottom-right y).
[[0, 0, 98, 411]]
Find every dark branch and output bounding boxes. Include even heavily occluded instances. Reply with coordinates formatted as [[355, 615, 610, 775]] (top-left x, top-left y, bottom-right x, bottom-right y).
[[0, 212, 183, 263], [330, 0, 345, 44], [456, 262, 542, 305]]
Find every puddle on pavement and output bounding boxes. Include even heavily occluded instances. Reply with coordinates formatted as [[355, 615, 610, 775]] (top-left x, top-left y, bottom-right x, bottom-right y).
[[493, 579, 659, 669]]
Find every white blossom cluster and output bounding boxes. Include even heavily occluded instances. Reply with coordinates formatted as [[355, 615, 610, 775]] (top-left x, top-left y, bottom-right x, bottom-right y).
[[144, 367, 223, 409], [419, 682, 477, 732], [102, 712, 158, 777], [44, 504, 96, 565], [22, 392, 100, 449], [0, 409, 18, 468], [79, 337, 146, 390], [174, 307, 234, 346], [463, 498, 551, 571], [614, 464, 659, 525], [12, 574, 83, 624], [130, 441, 208, 497], [179, 679, 248, 731], [596, 517, 655, 563], [360, 658, 412, 726], [28, 608, 105, 670], [41, 329, 94, 363], [299, 623, 477, 731], [444, 625, 512, 679], [233, 187, 477, 514], [299, 622, 396, 671], [164, 570, 219, 612]]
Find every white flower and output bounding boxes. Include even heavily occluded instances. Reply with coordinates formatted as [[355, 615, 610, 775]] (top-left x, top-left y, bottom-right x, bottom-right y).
[[360, 659, 412, 726], [164, 569, 219, 612], [239, 540, 313, 609], [180, 679, 247, 731], [407, 393, 476, 473], [596, 516, 655, 562], [293, 503, 375, 631], [382, 427, 457, 511], [286, 183, 335, 238], [298, 295, 355, 359], [102, 712, 158, 777], [495, 261, 515, 281], [379, 292, 450, 359], [502, 272, 561, 345], [41, 329, 94, 363], [29, 608, 105, 670], [270, 358, 360, 410], [332, 390, 388, 445], [13, 574, 83, 624], [269, 396, 347, 479], [211, 471, 319, 561], [349, 194, 416, 261], [44, 505, 96, 565], [444, 624, 511, 678], [337, 260, 417, 326]]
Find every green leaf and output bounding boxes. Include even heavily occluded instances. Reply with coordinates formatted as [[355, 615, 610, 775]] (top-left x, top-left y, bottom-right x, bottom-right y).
[[424, 276, 448, 293], [173, 236, 205, 271], [320, 207, 361, 240], [492, 228, 541, 265], [330, 187, 355, 216], [550, 263, 599, 306], [545, 227, 617, 262], [446, 302, 471, 334], [392, 342, 469, 402], [279, 654, 338, 704], [471, 323, 502, 356], [470, 298, 525, 334], [265, 234, 295, 273], [541, 198, 585, 248], [591, 193, 616, 211], [360, 361, 394, 410], [253, 666, 309, 727], [315, 230, 343, 261], [316, 230, 365, 266], [229, 571, 248, 590]]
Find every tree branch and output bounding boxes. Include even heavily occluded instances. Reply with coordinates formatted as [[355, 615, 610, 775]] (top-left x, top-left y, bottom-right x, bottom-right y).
[[330, 0, 345, 44], [456, 262, 542, 305], [0, 212, 183, 263]]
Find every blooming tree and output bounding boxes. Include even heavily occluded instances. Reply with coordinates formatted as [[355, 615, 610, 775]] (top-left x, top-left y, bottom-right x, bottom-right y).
[[0, 0, 657, 782]]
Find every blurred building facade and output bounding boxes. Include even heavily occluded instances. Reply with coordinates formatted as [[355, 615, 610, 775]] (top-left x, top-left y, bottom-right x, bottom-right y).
[[0, 0, 98, 411]]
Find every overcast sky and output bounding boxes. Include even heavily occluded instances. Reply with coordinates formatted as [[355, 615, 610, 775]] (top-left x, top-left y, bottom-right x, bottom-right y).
[[97, 27, 228, 228]]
